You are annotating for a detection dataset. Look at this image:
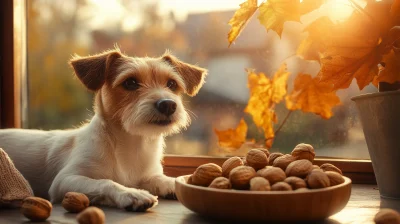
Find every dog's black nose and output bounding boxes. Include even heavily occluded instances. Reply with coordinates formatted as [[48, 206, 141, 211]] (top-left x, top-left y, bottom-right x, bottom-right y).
[[156, 99, 177, 116]]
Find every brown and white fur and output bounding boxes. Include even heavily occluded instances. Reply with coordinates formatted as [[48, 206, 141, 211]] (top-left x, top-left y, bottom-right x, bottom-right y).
[[0, 49, 207, 211]]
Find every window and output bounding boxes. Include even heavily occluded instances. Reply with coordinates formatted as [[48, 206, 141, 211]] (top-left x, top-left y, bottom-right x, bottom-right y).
[[24, 0, 375, 161]]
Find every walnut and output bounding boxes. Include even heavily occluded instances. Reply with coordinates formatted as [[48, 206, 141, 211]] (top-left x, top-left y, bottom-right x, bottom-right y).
[[306, 170, 330, 189], [246, 149, 269, 170], [21, 197, 52, 222], [192, 163, 222, 186], [273, 154, 296, 170], [285, 159, 314, 178], [257, 166, 286, 185], [62, 192, 90, 213], [222, 156, 243, 177], [271, 182, 293, 191], [249, 177, 271, 191], [209, 177, 231, 189], [291, 143, 315, 162], [284, 176, 307, 190], [320, 163, 343, 175], [255, 148, 270, 157], [76, 207, 105, 224], [374, 209, 400, 224], [325, 171, 345, 186], [268, 152, 284, 165], [229, 166, 257, 190]]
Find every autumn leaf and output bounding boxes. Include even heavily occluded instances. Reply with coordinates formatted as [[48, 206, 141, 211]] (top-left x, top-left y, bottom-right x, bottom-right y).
[[215, 118, 249, 149], [373, 50, 400, 86], [300, 0, 326, 14], [296, 16, 334, 61], [286, 74, 340, 119], [257, 0, 301, 37], [245, 64, 290, 139], [228, 0, 258, 46], [257, 0, 325, 37], [304, 1, 393, 91]]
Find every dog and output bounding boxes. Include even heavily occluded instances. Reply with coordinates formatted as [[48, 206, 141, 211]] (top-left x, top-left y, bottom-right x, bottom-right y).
[[0, 49, 207, 211]]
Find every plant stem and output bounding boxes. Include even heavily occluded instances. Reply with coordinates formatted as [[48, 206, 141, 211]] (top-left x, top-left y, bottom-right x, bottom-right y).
[[274, 110, 293, 137]]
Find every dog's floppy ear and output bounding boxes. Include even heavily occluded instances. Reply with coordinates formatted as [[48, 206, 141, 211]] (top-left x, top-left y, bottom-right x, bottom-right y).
[[162, 53, 207, 96], [70, 50, 122, 91]]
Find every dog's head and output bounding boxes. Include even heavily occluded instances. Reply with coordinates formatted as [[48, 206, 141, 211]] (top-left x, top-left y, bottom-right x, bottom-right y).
[[69, 49, 207, 137]]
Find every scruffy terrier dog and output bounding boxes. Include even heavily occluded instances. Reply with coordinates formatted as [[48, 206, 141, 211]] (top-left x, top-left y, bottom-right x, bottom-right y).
[[0, 49, 207, 211]]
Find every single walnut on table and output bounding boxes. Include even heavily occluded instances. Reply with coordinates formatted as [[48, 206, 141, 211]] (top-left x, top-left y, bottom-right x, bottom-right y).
[[62, 192, 90, 213], [21, 197, 52, 222]]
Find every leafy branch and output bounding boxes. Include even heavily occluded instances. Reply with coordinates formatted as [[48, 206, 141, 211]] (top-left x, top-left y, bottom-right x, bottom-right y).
[[215, 0, 400, 150]]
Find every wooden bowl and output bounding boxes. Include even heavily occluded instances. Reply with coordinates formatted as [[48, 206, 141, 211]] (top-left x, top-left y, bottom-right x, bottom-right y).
[[175, 175, 352, 222]]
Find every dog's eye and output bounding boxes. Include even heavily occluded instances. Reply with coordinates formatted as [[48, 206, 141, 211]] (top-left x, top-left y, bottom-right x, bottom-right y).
[[123, 78, 140, 90], [167, 79, 177, 91]]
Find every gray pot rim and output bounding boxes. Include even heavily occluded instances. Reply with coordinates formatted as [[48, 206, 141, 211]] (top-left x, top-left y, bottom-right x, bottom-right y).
[[351, 90, 400, 102]]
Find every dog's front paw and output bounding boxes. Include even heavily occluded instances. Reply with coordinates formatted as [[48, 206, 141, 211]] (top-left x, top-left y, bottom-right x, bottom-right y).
[[158, 177, 177, 200], [116, 189, 158, 212]]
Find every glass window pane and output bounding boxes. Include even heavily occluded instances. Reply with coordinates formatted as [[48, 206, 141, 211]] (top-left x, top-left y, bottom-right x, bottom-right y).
[[26, 0, 373, 160]]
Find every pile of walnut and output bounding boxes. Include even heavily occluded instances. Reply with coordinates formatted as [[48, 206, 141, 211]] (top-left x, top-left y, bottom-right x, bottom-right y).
[[188, 143, 345, 191], [21, 192, 104, 224]]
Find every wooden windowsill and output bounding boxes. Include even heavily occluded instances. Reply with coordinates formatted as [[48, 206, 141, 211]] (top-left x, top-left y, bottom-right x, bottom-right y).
[[163, 155, 376, 184]]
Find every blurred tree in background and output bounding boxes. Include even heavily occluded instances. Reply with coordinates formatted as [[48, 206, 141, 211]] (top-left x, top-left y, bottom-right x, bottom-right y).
[[27, 0, 92, 129]]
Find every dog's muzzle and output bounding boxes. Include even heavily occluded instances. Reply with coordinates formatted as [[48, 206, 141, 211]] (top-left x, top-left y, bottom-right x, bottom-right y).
[[155, 99, 176, 116]]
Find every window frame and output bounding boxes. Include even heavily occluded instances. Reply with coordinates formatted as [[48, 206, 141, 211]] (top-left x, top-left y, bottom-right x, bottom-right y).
[[2, 0, 375, 184]]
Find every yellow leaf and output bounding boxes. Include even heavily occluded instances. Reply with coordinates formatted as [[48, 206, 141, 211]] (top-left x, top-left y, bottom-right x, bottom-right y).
[[257, 0, 324, 37], [373, 50, 400, 86], [296, 16, 334, 61], [257, 0, 301, 37], [215, 119, 248, 149], [228, 0, 258, 46], [300, 0, 326, 14], [285, 74, 341, 119], [272, 63, 290, 103], [312, 1, 392, 91], [245, 64, 289, 139]]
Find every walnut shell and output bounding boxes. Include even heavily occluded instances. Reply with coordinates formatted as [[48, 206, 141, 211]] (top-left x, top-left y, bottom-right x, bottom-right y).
[[306, 170, 330, 189], [192, 163, 222, 186], [249, 177, 271, 191], [62, 192, 90, 213], [256, 166, 286, 185], [285, 159, 314, 178], [222, 156, 244, 177], [246, 149, 269, 170], [291, 143, 315, 162], [271, 182, 293, 191], [209, 177, 232, 189], [273, 154, 296, 170], [21, 197, 52, 222], [320, 163, 343, 175], [284, 176, 307, 190], [312, 165, 321, 170], [268, 152, 284, 165], [374, 209, 400, 224], [229, 166, 257, 190], [77, 206, 105, 224], [256, 148, 270, 157], [325, 171, 345, 186]]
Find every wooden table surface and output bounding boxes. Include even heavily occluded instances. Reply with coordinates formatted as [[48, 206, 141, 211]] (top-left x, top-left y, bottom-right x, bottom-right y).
[[0, 184, 398, 224]]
